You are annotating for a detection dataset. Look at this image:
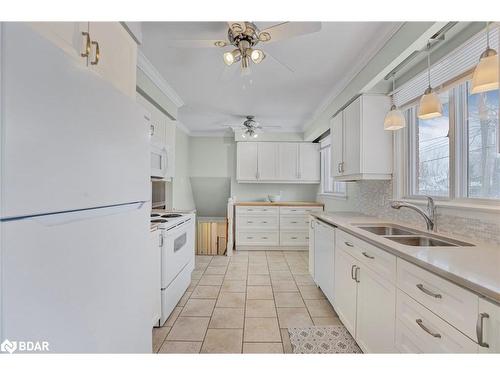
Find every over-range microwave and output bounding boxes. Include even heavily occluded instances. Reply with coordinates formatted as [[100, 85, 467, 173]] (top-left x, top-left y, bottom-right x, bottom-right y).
[[151, 143, 169, 179]]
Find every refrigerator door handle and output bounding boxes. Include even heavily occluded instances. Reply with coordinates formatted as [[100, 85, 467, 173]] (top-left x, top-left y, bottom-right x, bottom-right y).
[[25, 202, 147, 227]]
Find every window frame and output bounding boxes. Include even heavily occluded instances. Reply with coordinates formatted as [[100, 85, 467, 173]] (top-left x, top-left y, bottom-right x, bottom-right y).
[[397, 77, 500, 209], [319, 136, 347, 199]]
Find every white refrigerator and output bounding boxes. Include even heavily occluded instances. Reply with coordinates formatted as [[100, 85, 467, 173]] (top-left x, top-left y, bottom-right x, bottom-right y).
[[0, 23, 152, 352]]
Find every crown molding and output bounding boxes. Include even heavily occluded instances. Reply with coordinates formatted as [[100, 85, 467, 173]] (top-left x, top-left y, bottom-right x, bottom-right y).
[[137, 50, 185, 108], [301, 22, 404, 134], [175, 121, 191, 136]]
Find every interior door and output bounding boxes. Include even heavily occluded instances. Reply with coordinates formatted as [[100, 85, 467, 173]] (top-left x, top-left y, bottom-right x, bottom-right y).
[[330, 113, 344, 177], [278, 143, 298, 180], [356, 265, 396, 353], [334, 247, 358, 337], [237, 142, 258, 180], [314, 221, 335, 304], [257, 142, 278, 180], [299, 143, 320, 181], [342, 97, 361, 176]]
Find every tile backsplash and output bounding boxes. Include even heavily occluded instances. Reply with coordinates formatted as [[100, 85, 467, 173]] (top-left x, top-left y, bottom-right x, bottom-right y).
[[353, 180, 500, 246]]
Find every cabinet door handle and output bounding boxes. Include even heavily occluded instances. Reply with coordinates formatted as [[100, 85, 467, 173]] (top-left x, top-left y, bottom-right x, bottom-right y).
[[337, 163, 342, 173], [416, 284, 442, 299], [351, 265, 356, 280], [416, 319, 441, 338], [476, 312, 490, 348], [344, 241, 354, 247], [362, 251, 374, 259], [355, 266, 360, 283], [159, 233, 164, 247], [150, 124, 155, 136], [341, 162, 345, 173], [91, 40, 100, 65], [81, 31, 91, 57]]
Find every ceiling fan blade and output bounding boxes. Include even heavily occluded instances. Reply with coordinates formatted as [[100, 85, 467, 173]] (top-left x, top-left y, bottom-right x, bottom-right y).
[[166, 39, 228, 48], [227, 21, 247, 34], [260, 22, 321, 43]]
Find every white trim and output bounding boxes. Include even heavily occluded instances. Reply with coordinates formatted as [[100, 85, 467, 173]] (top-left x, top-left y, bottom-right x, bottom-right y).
[[137, 50, 184, 108], [301, 22, 403, 133], [175, 120, 191, 136]]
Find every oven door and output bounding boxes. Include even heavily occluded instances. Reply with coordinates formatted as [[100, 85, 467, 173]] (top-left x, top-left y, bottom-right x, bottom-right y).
[[151, 143, 168, 179], [161, 219, 193, 287]]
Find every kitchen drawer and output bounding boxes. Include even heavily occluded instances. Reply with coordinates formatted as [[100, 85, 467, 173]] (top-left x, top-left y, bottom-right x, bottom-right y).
[[397, 258, 478, 340], [280, 215, 309, 230], [237, 231, 279, 246], [280, 206, 322, 215], [280, 231, 309, 247], [236, 206, 278, 216], [395, 289, 477, 353], [337, 230, 396, 283], [237, 215, 278, 229]]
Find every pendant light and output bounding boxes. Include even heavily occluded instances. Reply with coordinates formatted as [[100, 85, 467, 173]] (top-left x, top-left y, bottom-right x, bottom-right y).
[[471, 22, 499, 94], [384, 74, 406, 130], [418, 42, 442, 120]]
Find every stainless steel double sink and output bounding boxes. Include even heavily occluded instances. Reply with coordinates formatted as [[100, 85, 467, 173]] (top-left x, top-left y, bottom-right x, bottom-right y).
[[354, 224, 474, 247]]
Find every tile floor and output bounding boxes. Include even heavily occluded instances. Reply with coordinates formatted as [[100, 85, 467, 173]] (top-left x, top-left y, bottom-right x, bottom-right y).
[[153, 250, 341, 353]]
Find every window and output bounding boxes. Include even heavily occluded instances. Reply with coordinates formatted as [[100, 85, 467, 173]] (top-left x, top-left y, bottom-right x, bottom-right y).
[[320, 136, 347, 197], [404, 81, 500, 202]]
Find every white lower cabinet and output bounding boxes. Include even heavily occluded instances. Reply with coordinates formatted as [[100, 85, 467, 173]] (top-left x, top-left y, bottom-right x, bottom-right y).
[[478, 298, 500, 353], [150, 229, 162, 327], [356, 264, 396, 353], [396, 290, 477, 353], [308, 219, 316, 278], [313, 221, 335, 304], [334, 246, 358, 336]]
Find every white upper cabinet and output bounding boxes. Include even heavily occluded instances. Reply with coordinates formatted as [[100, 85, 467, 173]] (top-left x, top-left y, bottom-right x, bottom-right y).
[[237, 142, 259, 181], [330, 94, 392, 181], [299, 143, 320, 181], [257, 143, 278, 180], [30, 22, 90, 67], [31, 22, 138, 98], [88, 22, 138, 98], [237, 142, 320, 183], [278, 143, 299, 181]]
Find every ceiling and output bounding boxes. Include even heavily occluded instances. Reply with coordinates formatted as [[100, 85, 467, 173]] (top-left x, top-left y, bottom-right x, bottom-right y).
[[140, 22, 401, 134]]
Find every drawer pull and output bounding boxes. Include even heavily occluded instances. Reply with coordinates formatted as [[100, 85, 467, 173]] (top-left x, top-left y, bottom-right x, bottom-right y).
[[351, 265, 356, 280], [354, 266, 360, 283], [416, 319, 441, 338], [247, 221, 254, 224], [476, 312, 490, 348], [262, 237, 268, 239], [344, 241, 354, 247], [416, 284, 442, 299], [247, 236, 254, 239], [291, 221, 298, 224], [362, 251, 374, 259], [305, 236, 309, 240], [291, 236, 298, 240], [262, 221, 267, 224]]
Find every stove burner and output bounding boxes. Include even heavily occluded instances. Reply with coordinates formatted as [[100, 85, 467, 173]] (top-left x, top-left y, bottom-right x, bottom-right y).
[[151, 219, 168, 223], [150, 213, 160, 217], [162, 214, 182, 218]]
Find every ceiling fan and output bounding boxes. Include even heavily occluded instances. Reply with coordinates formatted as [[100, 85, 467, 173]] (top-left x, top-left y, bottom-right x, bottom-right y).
[[170, 22, 321, 74], [222, 115, 281, 138]]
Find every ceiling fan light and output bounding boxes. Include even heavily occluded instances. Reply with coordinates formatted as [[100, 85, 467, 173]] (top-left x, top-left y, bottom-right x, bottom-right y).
[[418, 87, 442, 120], [223, 49, 241, 66], [250, 49, 265, 64], [471, 49, 499, 94], [384, 105, 406, 130]]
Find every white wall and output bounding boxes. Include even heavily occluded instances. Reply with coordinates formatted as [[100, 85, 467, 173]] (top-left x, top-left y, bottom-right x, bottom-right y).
[[172, 129, 195, 211]]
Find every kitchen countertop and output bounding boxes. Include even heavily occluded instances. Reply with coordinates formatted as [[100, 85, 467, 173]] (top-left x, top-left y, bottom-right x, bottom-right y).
[[311, 211, 500, 305], [235, 201, 324, 207]]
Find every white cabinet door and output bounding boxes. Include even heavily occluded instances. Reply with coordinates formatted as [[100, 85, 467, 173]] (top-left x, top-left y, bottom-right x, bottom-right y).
[[356, 265, 396, 353], [258, 143, 278, 180], [330, 113, 344, 178], [278, 143, 299, 180], [478, 298, 500, 353], [308, 218, 316, 279], [343, 97, 361, 176], [334, 247, 358, 336], [30, 22, 90, 67], [237, 142, 258, 181], [299, 143, 320, 181], [314, 222, 335, 304], [136, 92, 167, 146], [88, 22, 137, 98]]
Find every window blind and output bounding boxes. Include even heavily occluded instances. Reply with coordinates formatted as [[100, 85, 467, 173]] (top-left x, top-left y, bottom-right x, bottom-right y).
[[394, 26, 499, 108]]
